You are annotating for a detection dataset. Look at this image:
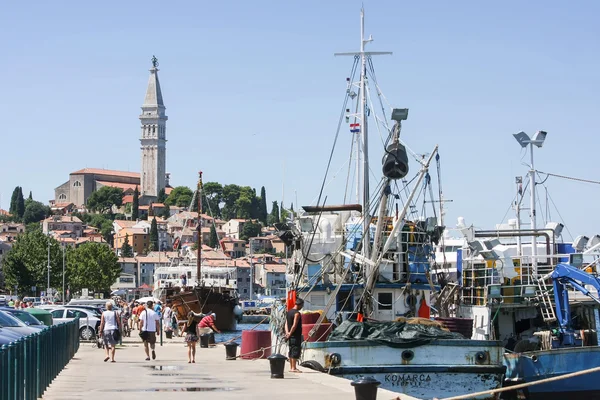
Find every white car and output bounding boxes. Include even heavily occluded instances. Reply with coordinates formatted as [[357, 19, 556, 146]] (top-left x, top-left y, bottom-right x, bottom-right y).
[[49, 307, 101, 340]]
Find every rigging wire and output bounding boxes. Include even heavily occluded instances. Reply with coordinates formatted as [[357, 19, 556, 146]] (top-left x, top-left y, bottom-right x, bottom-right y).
[[537, 171, 600, 186]]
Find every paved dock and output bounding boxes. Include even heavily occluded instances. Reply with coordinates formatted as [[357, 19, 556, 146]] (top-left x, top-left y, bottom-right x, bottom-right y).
[[42, 335, 417, 400]]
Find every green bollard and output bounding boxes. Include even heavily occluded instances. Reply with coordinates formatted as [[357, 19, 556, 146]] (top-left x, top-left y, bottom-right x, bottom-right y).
[[0, 345, 7, 400]]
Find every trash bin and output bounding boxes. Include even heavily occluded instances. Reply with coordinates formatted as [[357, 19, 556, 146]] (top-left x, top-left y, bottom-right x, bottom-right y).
[[224, 342, 238, 360], [267, 353, 287, 379], [200, 334, 210, 348], [209, 332, 215, 345], [165, 330, 173, 339], [351, 376, 381, 400]]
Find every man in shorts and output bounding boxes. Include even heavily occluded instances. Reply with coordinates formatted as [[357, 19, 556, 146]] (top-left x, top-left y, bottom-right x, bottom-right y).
[[139, 301, 160, 361], [285, 298, 304, 372]]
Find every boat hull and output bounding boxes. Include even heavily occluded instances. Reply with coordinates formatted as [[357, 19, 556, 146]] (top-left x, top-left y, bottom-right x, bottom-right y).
[[298, 339, 505, 399], [168, 286, 240, 331], [504, 346, 600, 399]]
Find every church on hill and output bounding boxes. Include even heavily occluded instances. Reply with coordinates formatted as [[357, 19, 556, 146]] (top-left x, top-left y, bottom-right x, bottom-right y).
[[54, 56, 170, 207]]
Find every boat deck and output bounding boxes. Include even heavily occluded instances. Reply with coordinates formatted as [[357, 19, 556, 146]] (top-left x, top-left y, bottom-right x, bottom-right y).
[[41, 335, 416, 400]]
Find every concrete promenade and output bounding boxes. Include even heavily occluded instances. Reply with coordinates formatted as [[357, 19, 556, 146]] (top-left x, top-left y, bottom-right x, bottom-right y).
[[42, 335, 417, 400]]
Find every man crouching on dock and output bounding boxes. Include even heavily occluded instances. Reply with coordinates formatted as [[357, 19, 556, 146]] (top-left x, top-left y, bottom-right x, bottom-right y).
[[285, 298, 304, 373]]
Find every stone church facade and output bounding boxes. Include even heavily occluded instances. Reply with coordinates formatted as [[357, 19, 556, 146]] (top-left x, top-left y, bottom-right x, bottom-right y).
[[54, 58, 168, 207]]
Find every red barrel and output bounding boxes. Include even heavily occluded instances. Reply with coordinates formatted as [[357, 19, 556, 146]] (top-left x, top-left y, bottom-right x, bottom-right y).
[[302, 323, 333, 342], [434, 317, 473, 339], [240, 330, 272, 360], [301, 312, 321, 325]]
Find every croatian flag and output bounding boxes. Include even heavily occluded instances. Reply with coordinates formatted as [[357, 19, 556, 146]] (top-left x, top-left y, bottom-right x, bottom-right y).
[[350, 123, 360, 133]]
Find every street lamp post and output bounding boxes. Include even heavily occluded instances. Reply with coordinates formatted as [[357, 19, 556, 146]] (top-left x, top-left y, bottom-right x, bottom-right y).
[[62, 242, 66, 304], [47, 235, 51, 299], [513, 130, 547, 276]]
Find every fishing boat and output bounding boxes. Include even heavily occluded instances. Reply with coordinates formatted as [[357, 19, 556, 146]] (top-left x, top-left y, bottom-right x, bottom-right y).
[[161, 172, 242, 331], [452, 131, 600, 399], [270, 10, 505, 399]]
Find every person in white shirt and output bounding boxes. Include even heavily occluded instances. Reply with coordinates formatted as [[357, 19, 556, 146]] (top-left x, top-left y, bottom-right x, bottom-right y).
[[139, 301, 160, 361], [99, 301, 121, 362]]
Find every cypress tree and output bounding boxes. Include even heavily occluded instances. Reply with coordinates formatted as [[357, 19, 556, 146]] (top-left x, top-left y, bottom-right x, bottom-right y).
[[16, 187, 25, 219], [132, 186, 139, 220], [150, 217, 159, 251], [157, 188, 167, 203], [121, 234, 134, 257], [9, 187, 19, 215], [209, 224, 219, 248], [259, 186, 268, 224], [28, 191, 33, 200]]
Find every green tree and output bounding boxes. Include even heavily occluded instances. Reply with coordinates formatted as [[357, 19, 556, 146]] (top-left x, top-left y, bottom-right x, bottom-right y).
[[268, 201, 280, 225], [121, 234, 134, 257], [67, 242, 120, 294], [165, 186, 193, 208], [28, 191, 33, 200], [203, 182, 223, 217], [160, 204, 171, 219], [157, 188, 167, 203], [88, 214, 114, 245], [240, 220, 262, 241], [86, 187, 123, 214], [9, 187, 19, 216], [23, 200, 50, 224], [280, 201, 289, 222], [150, 217, 159, 251], [132, 186, 139, 220], [3, 230, 66, 296], [221, 184, 241, 219], [16, 187, 25, 220], [258, 186, 268, 224], [208, 224, 219, 248]]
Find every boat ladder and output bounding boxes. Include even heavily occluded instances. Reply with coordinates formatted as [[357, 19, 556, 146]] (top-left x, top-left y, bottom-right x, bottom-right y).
[[536, 279, 557, 323]]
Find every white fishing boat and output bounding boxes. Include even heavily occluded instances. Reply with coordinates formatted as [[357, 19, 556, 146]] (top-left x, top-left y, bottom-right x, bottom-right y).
[[270, 10, 505, 399]]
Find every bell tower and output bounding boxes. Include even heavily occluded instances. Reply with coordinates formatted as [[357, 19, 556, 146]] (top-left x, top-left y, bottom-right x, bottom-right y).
[[140, 55, 167, 199]]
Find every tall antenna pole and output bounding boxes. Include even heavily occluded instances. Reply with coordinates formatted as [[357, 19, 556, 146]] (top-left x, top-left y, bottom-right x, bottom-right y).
[[196, 171, 203, 285], [335, 8, 391, 259], [529, 144, 537, 275], [360, 8, 371, 259]]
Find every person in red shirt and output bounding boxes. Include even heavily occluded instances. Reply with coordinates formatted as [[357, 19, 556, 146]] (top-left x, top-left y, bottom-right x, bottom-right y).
[[198, 313, 221, 335]]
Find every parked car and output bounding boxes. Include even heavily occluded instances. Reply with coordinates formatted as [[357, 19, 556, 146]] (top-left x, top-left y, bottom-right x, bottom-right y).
[[48, 307, 100, 340], [0, 295, 7, 306], [0, 307, 47, 330], [0, 310, 40, 337], [0, 327, 22, 344]]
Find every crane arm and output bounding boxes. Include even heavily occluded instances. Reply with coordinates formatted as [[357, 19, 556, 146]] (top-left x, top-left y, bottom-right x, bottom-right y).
[[548, 263, 600, 332]]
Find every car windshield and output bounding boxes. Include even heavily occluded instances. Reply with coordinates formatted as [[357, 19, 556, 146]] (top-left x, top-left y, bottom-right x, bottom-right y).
[[0, 311, 27, 327], [11, 311, 42, 325]]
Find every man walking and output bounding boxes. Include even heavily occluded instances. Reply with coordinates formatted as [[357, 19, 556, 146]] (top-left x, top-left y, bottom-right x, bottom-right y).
[[139, 301, 160, 361], [285, 298, 304, 373]]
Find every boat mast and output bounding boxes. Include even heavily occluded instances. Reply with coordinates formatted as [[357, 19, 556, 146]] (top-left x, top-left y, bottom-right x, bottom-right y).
[[359, 9, 371, 259], [196, 171, 204, 285]]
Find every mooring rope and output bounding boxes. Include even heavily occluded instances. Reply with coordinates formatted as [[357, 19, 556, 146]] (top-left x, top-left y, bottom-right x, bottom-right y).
[[435, 364, 600, 400]]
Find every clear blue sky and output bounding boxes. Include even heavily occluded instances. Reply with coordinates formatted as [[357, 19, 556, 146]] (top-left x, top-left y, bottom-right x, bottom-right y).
[[1, 1, 599, 239]]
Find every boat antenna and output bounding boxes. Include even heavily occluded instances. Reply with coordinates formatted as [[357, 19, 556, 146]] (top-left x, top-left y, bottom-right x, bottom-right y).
[[335, 8, 391, 259], [196, 171, 204, 285]]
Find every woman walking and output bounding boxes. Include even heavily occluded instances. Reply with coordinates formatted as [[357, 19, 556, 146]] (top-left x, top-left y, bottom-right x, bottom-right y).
[[99, 301, 121, 362], [183, 312, 199, 363]]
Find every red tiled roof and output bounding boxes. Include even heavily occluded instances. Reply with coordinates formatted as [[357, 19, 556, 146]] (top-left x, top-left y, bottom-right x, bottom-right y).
[[165, 187, 173, 195], [122, 195, 134, 204], [96, 181, 137, 191], [0, 209, 11, 216], [71, 168, 140, 179]]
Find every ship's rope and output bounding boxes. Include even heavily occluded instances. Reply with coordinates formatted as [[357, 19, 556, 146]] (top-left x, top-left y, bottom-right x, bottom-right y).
[[435, 364, 600, 400], [538, 170, 600, 185]]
